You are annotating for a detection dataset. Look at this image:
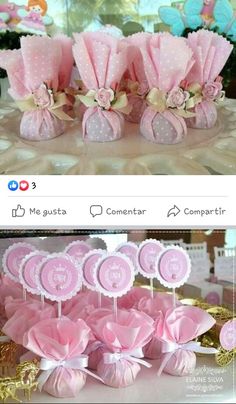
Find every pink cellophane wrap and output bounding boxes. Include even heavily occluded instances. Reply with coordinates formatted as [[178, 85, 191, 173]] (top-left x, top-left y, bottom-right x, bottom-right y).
[[0, 35, 73, 141], [0, 275, 23, 327], [186, 30, 233, 129], [137, 293, 182, 360], [118, 287, 153, 310], [64, 291, 111, 322], [73, 32, 133, 142], [131, 32, 194, 144], [86, 308, 113, 370], [23, 318, 91, 398], [122, 37, 148, 123], [89, 309, 154, 387], [155, 305, 215, 376], [3, 299, 56, 345]]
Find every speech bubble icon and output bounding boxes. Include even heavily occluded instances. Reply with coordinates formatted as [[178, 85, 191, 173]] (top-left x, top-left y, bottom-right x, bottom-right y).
[[90, 205, 103, 218]]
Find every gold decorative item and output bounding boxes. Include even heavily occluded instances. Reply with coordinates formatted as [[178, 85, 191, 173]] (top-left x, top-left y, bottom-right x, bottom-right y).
[[0, 360, 39, 403], [0, 332, 19, 376]]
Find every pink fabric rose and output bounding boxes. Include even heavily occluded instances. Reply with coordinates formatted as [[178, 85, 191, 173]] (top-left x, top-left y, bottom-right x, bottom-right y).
[[166, 87, 190, 109], [202, 81, 223, 101], [137, 82, 149, 97], [33, 84, 54, 109], [95, 88, 115, 110]]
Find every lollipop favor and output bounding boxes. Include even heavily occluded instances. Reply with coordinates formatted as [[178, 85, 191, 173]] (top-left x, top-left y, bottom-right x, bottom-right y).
[[81, 249, 106, 291], [3, 243, 36, 283], [19, 250, 48, 296], [65, 240, 92, 265], [115, 242, 139, 274]]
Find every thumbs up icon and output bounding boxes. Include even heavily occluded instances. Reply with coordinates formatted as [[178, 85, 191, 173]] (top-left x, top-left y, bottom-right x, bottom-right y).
[[12, 205, 26, 218]]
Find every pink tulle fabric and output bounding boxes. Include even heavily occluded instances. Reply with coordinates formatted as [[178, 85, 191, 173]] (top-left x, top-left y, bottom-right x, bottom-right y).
[[186, 30, 233, 129], [64, 290, 112, 322], [0, 35, 73, 141], [0, 275, 23, 327], [155, 305, 215, 376], [23, 318, 91, 398], [89, 309, 154, 387], [3, 299, 56, 345], [73, 32, 133, 142], [131, 32, 194, 144], [122, 37, 148, 123], [118, 287, 153, 310], [137, 293, 182, 360]]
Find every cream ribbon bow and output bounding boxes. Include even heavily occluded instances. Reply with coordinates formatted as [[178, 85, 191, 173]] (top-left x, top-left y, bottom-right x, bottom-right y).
[[103, 348, 152, 368], [78, 90, 132, 115], [16, 92, 73, 121], [146, 88, 197, 118], [37, 355, 103, 390], [157, 341, 219, 376]]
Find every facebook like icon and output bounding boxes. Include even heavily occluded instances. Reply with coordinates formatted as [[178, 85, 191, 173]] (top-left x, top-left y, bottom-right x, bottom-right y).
[[8, 181, 19, 191]]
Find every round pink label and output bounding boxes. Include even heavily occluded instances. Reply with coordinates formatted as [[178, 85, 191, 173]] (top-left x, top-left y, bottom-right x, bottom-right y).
[[82, 250, 105, 290], [138, 240, 164, 279], [65, 241, 92, 264], [205, 291, 220, 305], [36, 254, 82, 302], [220, 319, 236, 351], [156, 247, 191, 288], [116, 242, 138, 273], [94, 253, 135, 297], [20, 251, 48, 295], [3, 243, 35, 282]]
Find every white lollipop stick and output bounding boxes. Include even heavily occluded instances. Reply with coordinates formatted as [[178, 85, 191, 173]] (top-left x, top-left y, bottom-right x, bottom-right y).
[[23, 287, 27, 301], [113, 297, 118, 321], [150, 278, 154, 299], [58, 301, 62, 318]]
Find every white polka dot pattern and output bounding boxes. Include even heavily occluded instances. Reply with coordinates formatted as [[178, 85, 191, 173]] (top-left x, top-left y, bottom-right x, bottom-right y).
[[83, 107, 124, 142], [20, 110, 65, 141], [140, 107, 187, 144], [73, 32, 131, 90], [186, 101, 217, 129], [186, 30, 233, 85], [130, 32, 194, 93]]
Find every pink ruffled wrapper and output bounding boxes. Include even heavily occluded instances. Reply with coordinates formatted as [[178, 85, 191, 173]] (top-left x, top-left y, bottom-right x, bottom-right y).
[[23, 317, 91, 398], [186, 30, 233, 129], [0, 35, 73, 141], [137, 293, 182, 360], [3, 300, 56, 345], [73, 32, 133, 142], [118, 287, 153, 310], [155, 305, 215, 376], [0, 275, 23, 327], [132, 32, 194, 144], [122, 37, 148, 123], [89, 309, 154, 387]]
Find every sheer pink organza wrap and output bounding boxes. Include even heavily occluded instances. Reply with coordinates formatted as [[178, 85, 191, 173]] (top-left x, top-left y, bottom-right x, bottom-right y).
[[0, 35, 74, 141], [89, 309, 154, 387], [23, 317, 92, 398], [3, 298, 56, 345], [73, 32, 134, 142], [131, 32, 194, 144], [155, 305, 216, 376], [0, 275, 23, 328], [185, 30, 233, 129], [137, 293, 182, 360]]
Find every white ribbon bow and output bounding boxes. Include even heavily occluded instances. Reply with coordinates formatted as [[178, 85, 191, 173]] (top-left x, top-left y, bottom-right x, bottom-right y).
[[38, 354, 103, 390], [158, 340, 219, 376], [0, 336, 11, 343], [103, 348, 152, 368]]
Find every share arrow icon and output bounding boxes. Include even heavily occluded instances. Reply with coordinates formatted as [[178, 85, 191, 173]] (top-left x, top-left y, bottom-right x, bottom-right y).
[[167, 205, 181, 218]]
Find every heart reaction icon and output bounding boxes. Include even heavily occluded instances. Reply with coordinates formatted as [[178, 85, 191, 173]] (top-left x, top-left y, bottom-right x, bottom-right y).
[[19, 181, 29, 192]]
